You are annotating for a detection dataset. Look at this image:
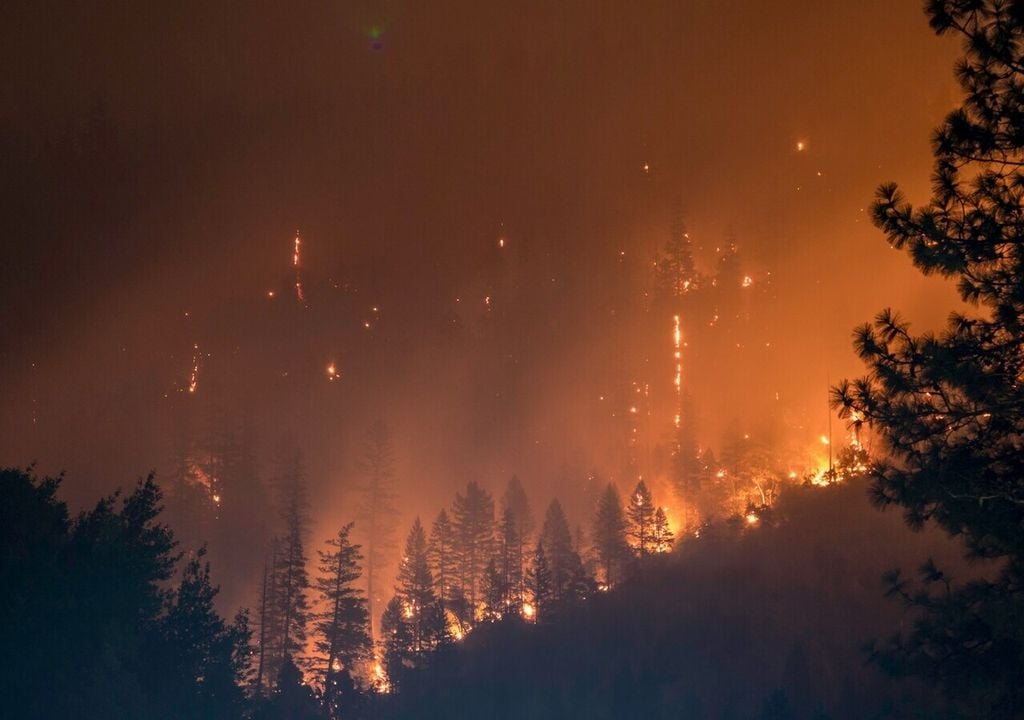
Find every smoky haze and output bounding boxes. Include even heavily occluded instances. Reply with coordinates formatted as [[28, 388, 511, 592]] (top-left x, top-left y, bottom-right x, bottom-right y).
[[1, 0, 967, 610]]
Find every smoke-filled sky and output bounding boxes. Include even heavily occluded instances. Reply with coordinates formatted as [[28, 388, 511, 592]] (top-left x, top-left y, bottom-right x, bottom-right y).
[[1, 0, 968, 572]]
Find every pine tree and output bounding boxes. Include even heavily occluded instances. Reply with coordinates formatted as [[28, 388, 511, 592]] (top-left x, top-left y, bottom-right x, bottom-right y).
[[525, 543, 552, 622], [427, 509, 457, 607], [627, 480, 656, 557], [539, 499, 591, 604], [355, 420, 400, 640], [834, 4, 1024, 713], [481, 558, 506, 620], [379, 596, 414, 692], [497, 506, 523, 611], [270, 452, 311, 679], [652, 507, 674, 554], [159, 546, 251, 718], [592, 483, 630, 587], [254, 539, 280, 694], [501, 476, 533, 606], [314, 522, 371, 707], [451, 481, 495, 619], [395, 518, 446, 658]]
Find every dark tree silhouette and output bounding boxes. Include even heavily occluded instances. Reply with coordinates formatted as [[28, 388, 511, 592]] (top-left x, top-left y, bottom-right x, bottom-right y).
[[313, 522, 371, 714], [270, 451, 312, 679], [500, 476, 534, 605], [591, 483, 630, 587], [525, 543, 552, 622], [626, 480, 656, 556], [157, 546, 252, 719], [451, 481, 496, 619], [538, 500, 592, 606], [496, 505, 524, 612], [834, 2, 1024, 714], [427, 509, 457, 608], [0, 468, 253, 719]]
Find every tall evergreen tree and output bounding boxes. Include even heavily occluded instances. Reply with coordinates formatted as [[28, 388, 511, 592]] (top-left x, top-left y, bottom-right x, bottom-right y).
[[354, 420, 400, 640], [157, 546, 252, 719], [254, 540, 278, 694], [427, 509, 457, 607], [395, 518, 446, 658], [270, 452, 311, 679], [313, 522, 371, 708], [652, 507, 674, 554], [497, 505, 524, 611], [591, 483, 630, 588], [481, 558, 507, 620], [539, 499, 592, 604], [452, 481, 496, 618], [501, 477, 535, 602], [627, 480, 656, 557], [379, 596, 414, 692], [525, 543, 552, 622], [834, 3, 1024, 714]]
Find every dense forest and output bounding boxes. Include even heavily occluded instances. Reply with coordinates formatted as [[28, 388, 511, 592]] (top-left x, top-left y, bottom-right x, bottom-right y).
[[5, 1, 1024, 719]]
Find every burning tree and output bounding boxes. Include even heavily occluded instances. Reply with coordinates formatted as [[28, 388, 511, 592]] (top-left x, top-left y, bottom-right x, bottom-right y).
[[381, 519, 447, 689], [834, 2, 1024, 714], [627, 480, 656, 556]]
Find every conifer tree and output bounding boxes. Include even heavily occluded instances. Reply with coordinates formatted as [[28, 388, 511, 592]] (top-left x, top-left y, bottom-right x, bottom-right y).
[[270, 452, 311, 678], [451, 481, 496, 618], [652, 507, 674, 554], [427, 509, 457, 607], [525, 543, 552, 622], [254, 540, 279, 694], [314, 522, 371, 702], [355, 420, 400, 640], [501, 476, 534, 603], [592, 483, 630, 587], [394, 518, 446, 658], [379, 596, 414, 692], [159, 546, 252, 718], [497, 505, 523, 611], [627, 480, 656, 556], [481, 558, 506, 620], [834, 3, 1024, 713], [539, 499, 592, 604]]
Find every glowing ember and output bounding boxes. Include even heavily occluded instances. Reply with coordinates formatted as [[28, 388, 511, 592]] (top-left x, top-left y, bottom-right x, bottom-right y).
[[187, 344, 200, 394], [293, 231, 305, 304]]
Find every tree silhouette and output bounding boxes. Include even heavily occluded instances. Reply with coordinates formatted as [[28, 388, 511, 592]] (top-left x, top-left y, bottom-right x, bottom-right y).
[[834, 2, 1024, 714], [591, 483, 630, 587], [313, 522, 370, 713]]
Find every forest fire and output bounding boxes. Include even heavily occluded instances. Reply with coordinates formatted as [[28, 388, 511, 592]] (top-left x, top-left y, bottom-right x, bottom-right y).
[[4, 1, 1020, 718]]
